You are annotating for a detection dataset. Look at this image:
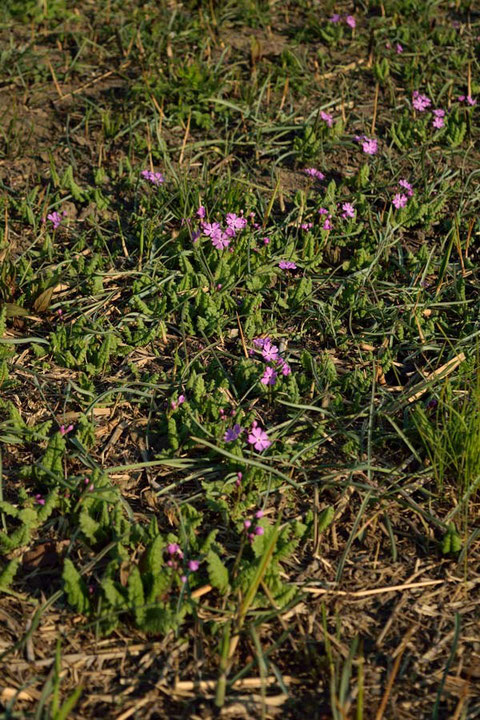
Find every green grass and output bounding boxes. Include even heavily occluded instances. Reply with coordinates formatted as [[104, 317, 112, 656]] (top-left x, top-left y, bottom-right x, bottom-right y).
[[1, 0, 480, 717]]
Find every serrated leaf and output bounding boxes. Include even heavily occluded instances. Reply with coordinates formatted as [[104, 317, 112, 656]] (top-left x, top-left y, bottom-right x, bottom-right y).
[[207, 550, 229, 593], [62, 559, 91, 615]]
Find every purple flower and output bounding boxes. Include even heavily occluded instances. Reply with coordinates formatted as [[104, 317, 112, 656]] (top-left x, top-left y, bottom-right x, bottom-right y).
[[398, 179, 413, 196], [277, 358, 291, 376], [329, 13, 341, 23], [360, 137, 378, 155], [171, 394, 186, 410], [278, 260, 297, 270], [412, 91, 431, 112], [167, 543, 181, 556], [253, 337, 270, 349], [255, 510, 264, 519], [392, 193, 408, 209], [458, 95, 477, 106], [320, 111, 333, 127], [211, 232, 231, 251], [188, 560, 200, 572], [226, 213, 247, 231], [141, 169, 165, 186], [432, 111, 445, 129], [345, 15, 356, 29], [261, 341, 280, 362], [341, 202, 355, 219], [396, 43, 403, 54], [304, 168, 325, 181], [35, 494, 45, 506], [201, 221, 222, 237], [46, 211, 65, 229], [197, 206, 206, 219], [59, 423, 74, 436], [261, 366, 277, 386], [254, 525, 265, 535], [300, 222, 313, 231], [247, 422, 271, 452], [322, 216, 333, 230], [244, 519, 252, 529], [224, 424, 243, 442]]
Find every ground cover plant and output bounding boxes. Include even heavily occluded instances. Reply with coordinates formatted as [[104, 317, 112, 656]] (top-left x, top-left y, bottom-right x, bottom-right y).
[[1, 0, 480, 717]]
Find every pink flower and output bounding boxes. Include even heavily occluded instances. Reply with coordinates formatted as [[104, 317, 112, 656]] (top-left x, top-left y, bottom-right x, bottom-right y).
[[255, 510, 264, 519], [224, 424, 243, 442], [141, 169, 165, 185], [247, 422, 271, 452], [261, 341, 280, 362], [188, 560, 200, 572], [263, 236, 270, 245], [46, 211, 65, 229], [412, 91, 431, 112], [341, 202, 355, 219], [254, 526, 265, 535], [320, 111, 333, 127], [345, 15, 356, 29], [278, 260, 297, 270], [201, 221, 222, 237], [300, 222, 313, 231], [361, 137, 378, 155], [59, 423, 74, 436], [322, 216, 333, 230], [277, 358, 291, 376], [197, 206, 206, 219], [211, 232, 231, 251], [167, 543, 181, 556], [253, 337, 270, 349], [304, 168, 325, 181], [35, 494, 45, 506], [395, 43, 403, 54], [458, 95, 477, 106], [329, 13, 341, 23], [244, 519, 252, 529], [398, 179, 413, 196], [226, 213, 247, 231], [392, 193, 408, 209], [432, 115, 445, 129], [171, 394, 186, 410], [261, 366, 277, 386]]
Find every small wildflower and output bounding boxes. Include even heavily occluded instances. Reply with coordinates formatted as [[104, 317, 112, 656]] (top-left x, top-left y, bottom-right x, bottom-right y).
[[255, 510, 264, 519], [224, 424, 243, 442], [244, 519, 252, 529], [261, 341, 280, 362], [412, 90, 431, 112], [226, 213, 247, 231], [300, 222, 313, 231], [304, 168, 325, 181], [277, 358, 291, 376], [458, 95, 477, 106], [211, 232, 231, 251], [46, 211, 65, 229], [254, 526, 265, 535], [395, 43, 403, 54], [188, 560, 200, 572], [253, 337, 270, 348], [432, 114, 445, 129], [329, 13, 341, 22], [167, 543, 181, 556], [345, 15, 356, 29], [360, 137, 378, 155], [59, 423, 74, 436], [248, 422, 271, 452], [263, 236, 270, 245], [392, 193, 408, 209], [171, 395, 186, 411], [201, 221, 222, 237], [320, 110, 333, 127], [322, 216, 333, 230], [278, 260, 297, 270], [197, 205, 206, 219], [341, 202, 355, 219], [399, 179, 413, 196], [35, 494, 45, 506], [141, 169, 165, 185], [261, 366, 277, 386], [235, 471, 243, 486], [181, 575, 187, 583]]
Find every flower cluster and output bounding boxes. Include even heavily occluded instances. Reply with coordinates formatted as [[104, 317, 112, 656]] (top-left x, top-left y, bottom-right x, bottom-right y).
[[224, 420, 271, 452], [200, 212, 248, 251], [166, 543, 200, 584], [392, 178, 413, 210], [457, 94, 476, 106], [329, 13, 356, 28], [141, 169, 165, 185], [412, 91, 431, 112], [320, 110, 333, 127], [252, 336, 291, 388], [304, 167, 325, 181], [318, 207, 333, 230], [385, 41, 403, 54], [244, 509, 265, 542]]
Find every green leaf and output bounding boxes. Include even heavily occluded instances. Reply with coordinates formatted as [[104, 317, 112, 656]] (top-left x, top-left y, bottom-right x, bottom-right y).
[[0, 559, 19, 590], [207, 550, 229, 594], [62, 559, 91, 614]]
